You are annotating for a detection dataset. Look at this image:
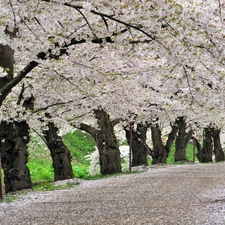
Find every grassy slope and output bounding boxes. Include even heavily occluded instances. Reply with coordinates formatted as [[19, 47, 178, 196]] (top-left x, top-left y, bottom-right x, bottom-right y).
[[27, 129, 96, 184], [62, 130, 96, 178], [27, 136, 53, 183]]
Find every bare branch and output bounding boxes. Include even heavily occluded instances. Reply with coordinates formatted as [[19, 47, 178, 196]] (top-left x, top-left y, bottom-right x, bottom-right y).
[[0, 61, 38, 106], [64, 3, 161, 44], [33, 100, 73, 114], [79, 123, 97, 137], [218, 0, 223, 22], [17, 83, 25, 105], [34, 17, 46, 32], [75, 7, 93, 31], [111, 118, 123, 127], [182, 65, 194, 103], [31, 128, 48, 146], [19, 16, 42, 43], [101, 15, 109, 30]]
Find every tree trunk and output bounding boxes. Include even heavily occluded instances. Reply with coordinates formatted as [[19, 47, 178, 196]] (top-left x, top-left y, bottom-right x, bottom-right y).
[[0, 152, 3, 199], [0, 45, 14, 88], [150, 121, 179, 164], [43, 122, 74, 181], [0, 45, 32, 193], [165, 122, 179, 153], [210, 128, 224, 163], [0, 121, 32, 193], [0, 45, 15, 105], [195, 128, 213, 163], [174, 117, 193, 162], [124, 123, 149, 167], [80, 109, 122, 175], [94, 109, 122, 175], [150, 124, 167, 164]]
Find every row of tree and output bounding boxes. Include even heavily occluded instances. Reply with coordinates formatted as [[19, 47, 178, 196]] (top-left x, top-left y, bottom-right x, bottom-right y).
[[0, 0, 225, 193], [1, 102, 225, 193]]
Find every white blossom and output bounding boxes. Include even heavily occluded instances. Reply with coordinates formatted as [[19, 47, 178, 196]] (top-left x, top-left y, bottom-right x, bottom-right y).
[[83, 2, 92, 12], [0, 67, 7, 77]]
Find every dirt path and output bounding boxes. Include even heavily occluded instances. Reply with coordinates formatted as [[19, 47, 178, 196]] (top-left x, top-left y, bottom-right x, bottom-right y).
[[1, 163, 225, 224]]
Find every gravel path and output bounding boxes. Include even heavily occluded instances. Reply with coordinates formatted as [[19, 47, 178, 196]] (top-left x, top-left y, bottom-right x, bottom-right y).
[[1, 163, 225, 224]]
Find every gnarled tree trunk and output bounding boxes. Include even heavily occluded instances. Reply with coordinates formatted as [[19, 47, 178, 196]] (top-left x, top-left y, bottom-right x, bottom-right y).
[[151, 124, 167, 164], [0, 121, 32, 193], [164, 122, 180, 154], [124, 123, 149, 166], [194, 128, 213, 163], [0, 45, 32, 193], [43, 122, 74, 181], [174, 117, 193, 162], [80, 109, 122, 175], [0, 45, 14, 88], [94, 109, 122, 174], [150, 121, 179, 164], [0, 45, 14, 105], [210, 128, 224, 163]]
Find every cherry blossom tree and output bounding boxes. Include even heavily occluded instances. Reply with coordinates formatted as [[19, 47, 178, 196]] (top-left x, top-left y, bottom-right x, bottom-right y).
[[0, 45, 33, 193], [0, 0, 225, 188]]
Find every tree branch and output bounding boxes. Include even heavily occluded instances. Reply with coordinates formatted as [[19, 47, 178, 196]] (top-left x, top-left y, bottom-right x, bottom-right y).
[[79, 123, 97, 137], [16, 83, 25, 105], [165, 121, 179, 152], [64, 3, 162, 45], [111, 118, 123, 127], [182, 65, 194, 103], [32, 128, 48, 146], [33, 100, 73, 113], [0, 61, 38, 106], [0, 3, 160, 107], [184, 129, 193, 149], [191, 136, 201, 153]]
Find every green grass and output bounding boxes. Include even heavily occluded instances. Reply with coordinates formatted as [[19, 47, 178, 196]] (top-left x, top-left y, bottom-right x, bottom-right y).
[[27, 129, 96, 183], [33, 181, 80, 192], [147, 155, 152, 165], [0, 182, 80, 202], [62, 130, 95, 165], [63, 130, 96, 178], [0, 189, 31, 203], [72, 165, 90, 178], [27, 136, 54, 183], [84, 170, 143, 181], [167, 142, 195, 164]]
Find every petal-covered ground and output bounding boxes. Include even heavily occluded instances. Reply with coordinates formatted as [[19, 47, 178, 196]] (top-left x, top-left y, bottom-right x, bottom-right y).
[[1, 163, 225, 224]]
